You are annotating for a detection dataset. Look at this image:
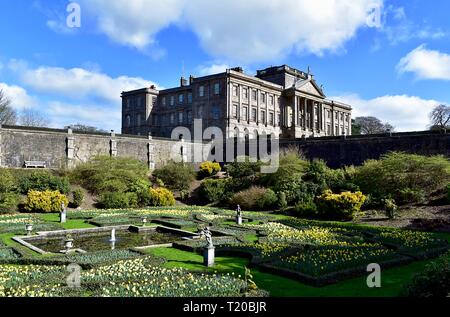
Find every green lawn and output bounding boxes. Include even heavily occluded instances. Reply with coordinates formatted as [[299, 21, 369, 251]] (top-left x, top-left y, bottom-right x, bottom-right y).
[[146, 247, 445, 297], [39, 213, 96, 230], [0, 233, 41, 258]]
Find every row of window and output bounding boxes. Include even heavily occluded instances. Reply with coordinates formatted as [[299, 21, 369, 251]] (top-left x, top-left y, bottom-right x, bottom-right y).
[[326, 110, 350, 123], [231, 104, 280, 126], [232, 85, 278, 106], [151, 105, 223, 126], [125, 96, 144, 109], [326, 124, 350, 136], [160, 83, 221, 107]]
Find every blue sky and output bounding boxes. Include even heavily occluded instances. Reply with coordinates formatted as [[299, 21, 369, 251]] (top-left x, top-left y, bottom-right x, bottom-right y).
[[1, 0, 450, 132]]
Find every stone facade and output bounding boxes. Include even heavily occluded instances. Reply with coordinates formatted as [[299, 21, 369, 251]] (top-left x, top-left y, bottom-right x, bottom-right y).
[[1, 125, 449, 170], [121, 65, 352, 140], [0, 125, 191, 169]]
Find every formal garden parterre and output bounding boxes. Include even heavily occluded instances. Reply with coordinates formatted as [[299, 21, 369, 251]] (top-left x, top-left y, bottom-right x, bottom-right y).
[[0, 151, 450, 297]]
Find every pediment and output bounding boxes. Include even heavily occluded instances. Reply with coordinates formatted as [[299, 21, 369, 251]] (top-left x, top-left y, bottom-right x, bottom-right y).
[[295, 79, 325, 98]]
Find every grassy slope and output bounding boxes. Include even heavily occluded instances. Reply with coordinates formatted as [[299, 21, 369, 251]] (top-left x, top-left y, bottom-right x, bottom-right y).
[[147, 241, 449, 297]]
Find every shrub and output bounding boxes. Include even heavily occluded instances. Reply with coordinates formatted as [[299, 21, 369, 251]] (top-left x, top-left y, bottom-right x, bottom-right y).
[[24, 190, 69, 213], [294, 200, 318, 218], [354, 152, 450, 204], [199, 179, 227, 203], [224, 157, 263, 179], [398, 188, 426, 204], [403, 252, 450, 297], [447, 184, 450, 202], [152, 161, 196, 193], [0, 169, 16, 193], [18, 171, 70, 194], [148, 188, 176, 207], [278, 192, 288, 211], [262, 150, 307, 190], [70, 156, 150, 195], [316, 190, 367, 221], [71, 188, 85, 208], [382, 198, 397, 219], [129, 179, 152, 207], [229, 186, 274, 211], [97, 192, 138, 209], [0, 193, 22, 213], [257, 188, 278, 210], [198, 161, 221, 178]]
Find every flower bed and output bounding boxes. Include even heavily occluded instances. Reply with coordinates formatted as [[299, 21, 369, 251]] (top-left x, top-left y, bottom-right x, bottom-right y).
[[244, 222, 363, 247], [221, 242, 293, 261], [0, 248, 20, 261], [274, 245, 399, 277], [56, 250, 146, 268], [0, 258, 246, 297]]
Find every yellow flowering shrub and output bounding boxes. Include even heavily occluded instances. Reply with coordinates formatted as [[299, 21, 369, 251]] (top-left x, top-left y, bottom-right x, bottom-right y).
[[316, 190, 366, 221], [198, 161, 221, 178], [24, 190, 69, 213], [148, 188, 176, 207]]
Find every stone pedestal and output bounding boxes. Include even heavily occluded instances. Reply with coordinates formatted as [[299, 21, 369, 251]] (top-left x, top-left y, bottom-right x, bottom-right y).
[[203, 247, 215, 267], [236, 216, 242, 225], [60, 211, 67, 223]]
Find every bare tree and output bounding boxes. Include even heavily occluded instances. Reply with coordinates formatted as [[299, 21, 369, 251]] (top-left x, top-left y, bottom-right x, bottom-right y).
[[0, 89, 17, 125], [65, 123, 107, 133], [429, 104, 450, 130], [354, 116, 395, 135], [19, 108, 49, 128]]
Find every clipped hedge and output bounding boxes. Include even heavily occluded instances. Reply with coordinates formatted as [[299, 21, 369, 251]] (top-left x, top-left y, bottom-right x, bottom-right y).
[[316, 190, 366, 221], [24, 190, 69, 213], [149, 188, 176, 207]]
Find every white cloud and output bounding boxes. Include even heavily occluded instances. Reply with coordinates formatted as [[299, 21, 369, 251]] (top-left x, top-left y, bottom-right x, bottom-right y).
[[80, 0, 184, 49], [397, 45, 450, 81], [197, 64, 231, 76], [9, 60, 157, 102], [0, 83, 37, 110], [381, 6, 447, 45], [331, 93, 442, 132], [47, 101, 121, 131], [46, 20, 76, 35], [79, 0, 382, 62]]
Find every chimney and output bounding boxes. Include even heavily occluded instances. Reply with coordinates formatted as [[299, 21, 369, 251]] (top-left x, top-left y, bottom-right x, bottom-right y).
[[180, 77, 188, 87], [189, 75, 195, 85]]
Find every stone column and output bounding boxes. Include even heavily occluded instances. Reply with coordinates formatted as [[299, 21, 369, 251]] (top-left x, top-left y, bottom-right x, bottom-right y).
[[147, 135, 155, 170], [293, 96, 298, 127], [303, 98, 307, 130], [110, 130, 117, 157], [66, 128, 75, 168]]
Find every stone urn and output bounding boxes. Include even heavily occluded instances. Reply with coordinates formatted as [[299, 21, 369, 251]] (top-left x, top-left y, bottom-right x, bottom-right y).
[[64, 238, 74, 251], [141, 217, 148, 226]]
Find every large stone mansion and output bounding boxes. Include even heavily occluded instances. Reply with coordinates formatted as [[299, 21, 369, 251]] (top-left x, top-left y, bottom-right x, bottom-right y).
[[121, 65, 352, 140]]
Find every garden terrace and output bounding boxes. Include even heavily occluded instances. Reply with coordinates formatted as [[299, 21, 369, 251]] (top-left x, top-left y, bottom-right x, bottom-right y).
[[0, 207, 448, 296]]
